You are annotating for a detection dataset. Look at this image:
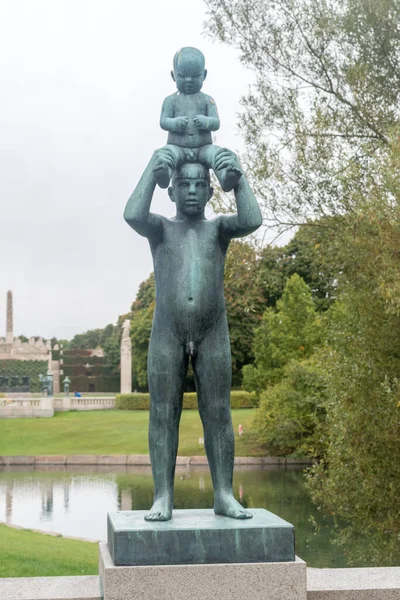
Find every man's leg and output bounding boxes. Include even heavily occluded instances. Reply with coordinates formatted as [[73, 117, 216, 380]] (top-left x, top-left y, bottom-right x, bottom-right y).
[[192, 317, 252, 519], [146, 324, 188, 521]]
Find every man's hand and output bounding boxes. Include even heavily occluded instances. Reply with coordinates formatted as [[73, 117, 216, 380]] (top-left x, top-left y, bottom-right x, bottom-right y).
[[193, 115, 209, 130], [215, 148, 243, 175], [173, 117, 189, 132]]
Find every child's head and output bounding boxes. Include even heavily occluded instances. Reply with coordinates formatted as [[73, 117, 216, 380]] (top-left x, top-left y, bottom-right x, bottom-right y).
[[171, 47, 207, 95]]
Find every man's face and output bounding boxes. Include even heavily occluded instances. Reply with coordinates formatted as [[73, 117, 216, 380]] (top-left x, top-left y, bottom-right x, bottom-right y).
[[169, 165, 212, 216], [172, 56, 206, 95]]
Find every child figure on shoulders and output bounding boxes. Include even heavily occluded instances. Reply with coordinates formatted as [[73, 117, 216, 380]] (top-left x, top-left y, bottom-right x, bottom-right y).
[[154, 47, 242, 192]]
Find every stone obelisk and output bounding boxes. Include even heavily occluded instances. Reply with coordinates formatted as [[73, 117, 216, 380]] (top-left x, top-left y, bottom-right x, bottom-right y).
[[6, 290, 13, 344], [120, 319, 132, 394]]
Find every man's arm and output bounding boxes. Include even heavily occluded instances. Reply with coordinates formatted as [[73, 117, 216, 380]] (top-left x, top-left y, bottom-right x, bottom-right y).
[[216, 149, 263, 240], [124, 149, 174, 240]]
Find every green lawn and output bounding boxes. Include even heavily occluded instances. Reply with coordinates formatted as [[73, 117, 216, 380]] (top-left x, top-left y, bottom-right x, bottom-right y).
[[0, 409, 263, 456], [0, 525, 98, 578]]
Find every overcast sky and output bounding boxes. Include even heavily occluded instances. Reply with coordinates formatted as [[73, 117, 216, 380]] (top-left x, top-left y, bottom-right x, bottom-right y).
[[0, 0, 253, 340]]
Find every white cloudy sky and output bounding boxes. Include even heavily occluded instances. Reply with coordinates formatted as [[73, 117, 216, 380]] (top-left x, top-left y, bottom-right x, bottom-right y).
[[0, 0, 253, 340]]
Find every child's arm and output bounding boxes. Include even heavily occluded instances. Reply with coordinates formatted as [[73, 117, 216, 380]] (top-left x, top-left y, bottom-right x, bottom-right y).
[[124, 149, 174, 240], [193, 96, 220, 132], [216, 149, 263, 239], [160, 96, 188, 133]]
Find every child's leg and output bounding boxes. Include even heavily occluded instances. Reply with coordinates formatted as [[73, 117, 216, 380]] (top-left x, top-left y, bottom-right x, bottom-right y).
[[153, 145, 185, 189], [198, 145, 242, 192]]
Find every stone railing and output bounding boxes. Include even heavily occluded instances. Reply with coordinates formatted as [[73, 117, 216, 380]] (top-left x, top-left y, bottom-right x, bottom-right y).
[[0, 567, 399, 600], [0, 396, 54, 418], [54, 396, 116, 412]]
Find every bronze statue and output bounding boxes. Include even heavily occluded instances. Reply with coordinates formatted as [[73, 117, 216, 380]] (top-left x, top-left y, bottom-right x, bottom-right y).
[[124, 48, 262, 522]]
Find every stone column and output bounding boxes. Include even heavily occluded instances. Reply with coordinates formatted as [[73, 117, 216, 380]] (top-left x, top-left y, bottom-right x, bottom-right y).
[[6, 290, 13, 344], [120, 319, 132, 394]]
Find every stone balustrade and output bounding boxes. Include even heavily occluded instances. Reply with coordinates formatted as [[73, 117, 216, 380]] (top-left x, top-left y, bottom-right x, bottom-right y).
[[0, 396, 54, 418], [54, 396, 116, 411]]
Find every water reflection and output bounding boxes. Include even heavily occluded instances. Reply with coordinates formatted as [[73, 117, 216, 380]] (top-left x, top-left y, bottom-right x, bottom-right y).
[[0, 465, 347, 567]]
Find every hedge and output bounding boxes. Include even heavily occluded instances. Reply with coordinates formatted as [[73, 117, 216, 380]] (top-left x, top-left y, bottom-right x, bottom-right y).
[[116, 391, 257, 410], [0, 360, 47, 393], [68, 374, 119, 393]]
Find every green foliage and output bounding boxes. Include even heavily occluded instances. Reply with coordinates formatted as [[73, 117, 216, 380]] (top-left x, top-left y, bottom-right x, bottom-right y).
[[116, 391, 257, 410], [243, 274, 323, 391], [205, 0, 400, 231], [0, 360, 47, 393], [130, 302, 154, 389], [307, 197, 400, 565], [224, 241, 265, 381], [254, 359, 328, 458], [69, 323, 117, 351]]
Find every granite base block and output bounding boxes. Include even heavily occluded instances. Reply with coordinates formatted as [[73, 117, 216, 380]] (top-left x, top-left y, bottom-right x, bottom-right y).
[[107, 508, 295, 566], [99, 542, 306, 600]]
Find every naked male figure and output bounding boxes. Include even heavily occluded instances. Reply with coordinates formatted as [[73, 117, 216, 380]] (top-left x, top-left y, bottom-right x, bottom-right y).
[[124, 147, 263, 521]]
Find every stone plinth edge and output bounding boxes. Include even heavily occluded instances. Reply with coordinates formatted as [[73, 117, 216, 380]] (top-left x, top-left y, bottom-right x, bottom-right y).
[[307, 567, 400, 599], [107, 508, 295, 566], [0, 455, 313, 466], [99, 541, 306, 600], [0, 575, 100, 600]]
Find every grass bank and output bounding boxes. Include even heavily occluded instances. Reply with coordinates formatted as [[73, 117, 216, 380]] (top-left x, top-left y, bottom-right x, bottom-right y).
[[0, 409, 262, 456], [0, 525, 98, 578]]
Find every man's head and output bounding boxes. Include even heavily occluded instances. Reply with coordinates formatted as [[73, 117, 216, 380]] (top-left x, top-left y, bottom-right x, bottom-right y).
[[169, 162, 213, 217], [171, 47, 207, 95]]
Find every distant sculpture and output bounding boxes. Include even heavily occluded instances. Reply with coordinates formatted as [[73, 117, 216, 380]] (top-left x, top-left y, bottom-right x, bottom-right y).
[[155, 47, 241, 193], [120, 319, 132, 394], [124, 48, 263, 522], [63, 376, 71, 396], [39, 373, 53, 397]]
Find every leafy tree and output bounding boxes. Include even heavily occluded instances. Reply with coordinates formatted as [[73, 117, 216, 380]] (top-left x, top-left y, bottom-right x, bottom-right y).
[[224, 241, 265, 382], [69, 328, 105, 350], [204, 0, 400, 229], [254, 358, 328, 457], [257, 222, 338, 311], [243, 274, 323, 391], [103, 332, 121, 376], [130, 303, 154, 390], [308, 190, 400, 566]]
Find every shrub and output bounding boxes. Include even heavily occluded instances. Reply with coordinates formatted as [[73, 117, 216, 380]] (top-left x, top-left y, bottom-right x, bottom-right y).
[[116, 390, 256, 410]]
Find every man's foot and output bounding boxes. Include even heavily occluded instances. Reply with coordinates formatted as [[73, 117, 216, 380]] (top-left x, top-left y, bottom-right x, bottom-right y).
[[144, 496, 173, 522], [219, 166, 242, 193], [214, 492, 253, 519], [154, 163, 172, 189]]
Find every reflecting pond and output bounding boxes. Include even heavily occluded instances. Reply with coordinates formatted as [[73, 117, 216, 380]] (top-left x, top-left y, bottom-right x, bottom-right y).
[[0, 465, 348, 568]]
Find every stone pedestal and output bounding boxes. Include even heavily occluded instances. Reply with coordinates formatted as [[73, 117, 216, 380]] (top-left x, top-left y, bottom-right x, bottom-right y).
[[99, 542, 306, 600], [107, 509, 295, 566], [100, 509, 306, 600]]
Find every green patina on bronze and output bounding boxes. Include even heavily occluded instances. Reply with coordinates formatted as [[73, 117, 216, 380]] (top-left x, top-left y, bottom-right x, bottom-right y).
[[124, 48, 263, 522], [107, 509, 295, 566]]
